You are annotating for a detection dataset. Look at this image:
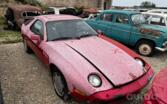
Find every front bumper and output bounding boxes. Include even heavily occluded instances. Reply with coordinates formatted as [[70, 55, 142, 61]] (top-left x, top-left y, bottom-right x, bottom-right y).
[[87, 69, 154, 103], [156, 41, 167, 52], [155, 47, 167, 52]]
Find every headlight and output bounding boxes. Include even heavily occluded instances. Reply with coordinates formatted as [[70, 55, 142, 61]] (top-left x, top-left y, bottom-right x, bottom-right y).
[[135, 58, 145, 67], [88, 74, 102, 87], [135, 58, 147, 72]]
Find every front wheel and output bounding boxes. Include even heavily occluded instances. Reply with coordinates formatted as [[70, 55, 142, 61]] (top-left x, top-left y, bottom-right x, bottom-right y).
[[136, 40, 155, 56], [52, 69, 70, 101]]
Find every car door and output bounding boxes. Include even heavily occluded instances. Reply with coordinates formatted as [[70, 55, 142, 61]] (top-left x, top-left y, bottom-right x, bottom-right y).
[[87, 13, 113, 35], [111, 14, 132, 45], [28, 20, 49, 65]]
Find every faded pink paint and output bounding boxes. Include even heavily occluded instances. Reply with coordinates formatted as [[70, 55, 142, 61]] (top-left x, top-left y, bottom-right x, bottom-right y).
[[21, 15, 154, 103]]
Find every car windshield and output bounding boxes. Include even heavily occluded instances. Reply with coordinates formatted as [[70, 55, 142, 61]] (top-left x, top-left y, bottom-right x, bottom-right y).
[[46, 20, 97, 41], [131, 14, 147, 24]]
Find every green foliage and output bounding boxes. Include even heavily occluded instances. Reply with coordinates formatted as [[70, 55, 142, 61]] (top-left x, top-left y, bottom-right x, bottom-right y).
[[0, 17, 5, 26], [0, 16, 22, 44], [0, 31, 22, 44], [140, 1, 156, 8], [14, 0, 48, 10]]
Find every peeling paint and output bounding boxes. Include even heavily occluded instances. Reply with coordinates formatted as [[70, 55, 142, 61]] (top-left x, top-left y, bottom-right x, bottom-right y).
[[140, 28, 161, 36]]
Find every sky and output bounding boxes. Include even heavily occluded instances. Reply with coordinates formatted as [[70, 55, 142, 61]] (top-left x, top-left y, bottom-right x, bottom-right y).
[[112, 0, 167, 7]]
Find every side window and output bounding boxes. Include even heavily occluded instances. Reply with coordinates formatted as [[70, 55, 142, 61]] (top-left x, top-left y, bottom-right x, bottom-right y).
[[22, 12, 26, 17], [30, 20, 44, 39], [26, 11, 41, 16], [150, 16, 165, 26], [116, 14, 129, 24], [100, 13, 113, 22], [45, 8, 55, 14]]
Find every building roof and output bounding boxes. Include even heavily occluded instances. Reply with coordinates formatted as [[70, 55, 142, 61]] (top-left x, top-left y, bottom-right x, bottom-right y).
[[103, 9, 139, 15]]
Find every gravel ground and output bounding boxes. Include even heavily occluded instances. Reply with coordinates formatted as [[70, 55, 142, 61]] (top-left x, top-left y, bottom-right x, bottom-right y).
[[0, 43, 167, 104]]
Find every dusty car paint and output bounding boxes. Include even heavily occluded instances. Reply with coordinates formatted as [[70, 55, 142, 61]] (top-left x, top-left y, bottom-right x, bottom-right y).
[[21, 15, 154, 103]]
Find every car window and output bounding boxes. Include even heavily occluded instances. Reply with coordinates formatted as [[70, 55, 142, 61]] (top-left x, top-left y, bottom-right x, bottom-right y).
[[30, 20, 44, 39], [27, 11, 40, 16], [100, 13, 113, 22], [22, 11, 40, 17], [45, 8, 55, 14], [116, 14, 129, 24], [150, 16, 165, 26], [46, 20, 97, 41]]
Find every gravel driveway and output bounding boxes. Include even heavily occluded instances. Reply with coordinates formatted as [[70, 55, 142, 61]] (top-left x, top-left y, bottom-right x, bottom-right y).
[[0, 43, 167, 104]]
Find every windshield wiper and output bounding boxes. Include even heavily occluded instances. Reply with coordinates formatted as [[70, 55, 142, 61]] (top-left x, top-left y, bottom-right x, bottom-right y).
[[51, 37, 75, 41], [78, 34, 96, 39]]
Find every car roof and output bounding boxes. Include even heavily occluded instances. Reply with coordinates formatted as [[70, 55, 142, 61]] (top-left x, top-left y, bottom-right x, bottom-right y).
[[36, 15, 81, 22], [143, 12, 167, 17], [8, 5, 42, 12], [103, 9, 139, 15], [148, 9, 167, 12]]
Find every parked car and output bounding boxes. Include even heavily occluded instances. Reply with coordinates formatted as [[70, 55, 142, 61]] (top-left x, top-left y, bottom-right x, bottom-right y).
[[147, 9, 167, 14], [86, 10, 167, 56], [21, 15, 154, 103], [142, 12, 167, 27], [80, 8, 101, 20], [144, 68, 167, 104], [44, 7, 66, 14], [5, 5, 42, 29], [124, 8, 148, 12], [44, 7, 78, 16]]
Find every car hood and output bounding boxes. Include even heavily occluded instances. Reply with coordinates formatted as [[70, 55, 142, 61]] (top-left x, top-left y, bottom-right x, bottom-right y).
[[47, 36, 145, 87]]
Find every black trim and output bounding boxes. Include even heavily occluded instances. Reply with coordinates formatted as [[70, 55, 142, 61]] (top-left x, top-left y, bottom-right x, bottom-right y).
[[65, 43, 116, 88]]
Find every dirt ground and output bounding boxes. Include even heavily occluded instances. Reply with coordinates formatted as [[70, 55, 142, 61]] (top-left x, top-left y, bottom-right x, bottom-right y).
[[0, 43, 167, 104]]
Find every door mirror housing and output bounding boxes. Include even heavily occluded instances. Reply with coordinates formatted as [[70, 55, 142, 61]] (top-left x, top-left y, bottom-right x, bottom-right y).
[[97, 30, 103, 35], [30, 35, 41, 45]]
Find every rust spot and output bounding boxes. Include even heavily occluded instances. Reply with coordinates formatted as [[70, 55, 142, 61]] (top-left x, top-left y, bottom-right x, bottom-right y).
[[140, 28, 161, 36]]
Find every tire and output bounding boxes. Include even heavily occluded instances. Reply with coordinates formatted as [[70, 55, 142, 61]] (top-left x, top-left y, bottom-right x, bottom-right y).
[[136, 40, 155, 56], [23, 39, 32, 54], [51, 68, 70, 101]]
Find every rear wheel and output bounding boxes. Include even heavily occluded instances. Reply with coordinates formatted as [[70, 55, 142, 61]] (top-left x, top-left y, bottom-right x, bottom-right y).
[[136, 40, 155, 56], [51, 68, 70, 101], [23, 39, 32, 54]]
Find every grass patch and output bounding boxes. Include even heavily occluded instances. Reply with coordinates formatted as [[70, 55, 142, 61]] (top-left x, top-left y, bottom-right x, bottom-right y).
[[0, 16, 22, 44], [0, 16, 5, 27], [0, 31, 22, 44]]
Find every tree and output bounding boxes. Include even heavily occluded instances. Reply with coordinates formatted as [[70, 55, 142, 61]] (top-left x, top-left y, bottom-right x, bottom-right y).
[[140, 1, 156, 8]]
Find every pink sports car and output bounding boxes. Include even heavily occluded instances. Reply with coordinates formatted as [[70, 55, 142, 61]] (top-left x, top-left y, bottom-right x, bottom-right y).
[[21, 15, 154, 103]]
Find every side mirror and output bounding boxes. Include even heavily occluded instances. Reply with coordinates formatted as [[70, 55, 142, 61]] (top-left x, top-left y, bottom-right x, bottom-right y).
[[97, 30, 104, 35], [30, 35, 41, 45]]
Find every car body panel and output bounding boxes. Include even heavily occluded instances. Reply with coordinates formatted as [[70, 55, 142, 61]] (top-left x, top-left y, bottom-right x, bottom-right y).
[[144, 68, 167, 104], [86, 10, 167, 51], [142, 12, 167, 27], [21, 15, 154, 102]]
